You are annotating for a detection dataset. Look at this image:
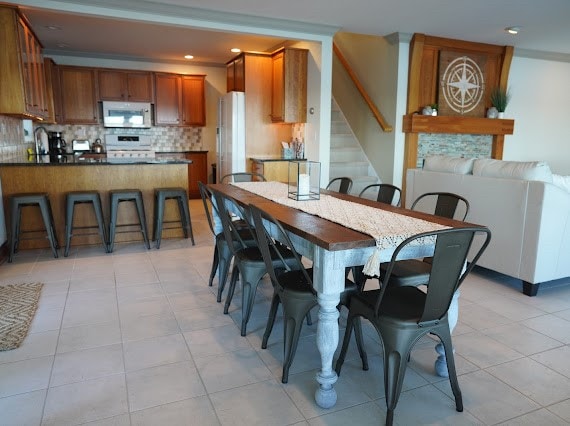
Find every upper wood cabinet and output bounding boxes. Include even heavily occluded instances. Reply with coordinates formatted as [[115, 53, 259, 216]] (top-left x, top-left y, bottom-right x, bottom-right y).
[[270, 48, 308, 123], [154, 73, 206, 127], [98, 69, 153, 102], [57, 66, 99, 124], [226, 54, 245, 92], [0, 6, 49, 120]]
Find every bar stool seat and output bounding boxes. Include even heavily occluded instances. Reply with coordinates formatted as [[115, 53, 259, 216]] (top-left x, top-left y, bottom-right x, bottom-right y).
[[108, 189, 151, 252], [153, 187, 194, 249], [64, 191, 108, 257], [8, 192, 59, 262]]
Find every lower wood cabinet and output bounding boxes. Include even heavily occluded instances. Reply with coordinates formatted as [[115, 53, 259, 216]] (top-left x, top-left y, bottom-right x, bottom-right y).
[[186, 151, 208, 199]]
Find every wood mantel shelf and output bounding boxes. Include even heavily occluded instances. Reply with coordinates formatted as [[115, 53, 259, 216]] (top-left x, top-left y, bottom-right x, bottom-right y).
[[403, 114, 514, 135]]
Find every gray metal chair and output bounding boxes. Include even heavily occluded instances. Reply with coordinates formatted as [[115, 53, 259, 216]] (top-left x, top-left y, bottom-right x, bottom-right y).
[[326, 177, 353, 194], [336, 226, 492, 426], [212, 188, 297, 336], [251, 204, 368, 383], [380, 191, 470, 287], [358, 183, 402, 206], [198, 182, 255, 302], [221, 172, 266, 183]]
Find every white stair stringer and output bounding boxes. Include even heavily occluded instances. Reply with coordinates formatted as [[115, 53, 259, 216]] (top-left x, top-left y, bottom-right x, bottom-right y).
[[329, 98, 379, 196]]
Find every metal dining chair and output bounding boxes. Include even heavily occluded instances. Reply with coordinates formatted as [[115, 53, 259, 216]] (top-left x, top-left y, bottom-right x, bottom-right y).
[[221, 172, 266, 183], [358, 183, 402, 206], [336, 226, 492, 426], [326, 177, 353, 194]]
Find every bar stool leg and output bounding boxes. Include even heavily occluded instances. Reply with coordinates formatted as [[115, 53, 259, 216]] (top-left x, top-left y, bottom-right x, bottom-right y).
[[134, 195, 151, 249], [154, 193, 165, 249], [38, 198, 59, 259], [92, 194, 109, 253], [64, 197, 75, 257], [8, 200, 20, 263], [108, 195, 119, 253], [178, 195, 195, 245]]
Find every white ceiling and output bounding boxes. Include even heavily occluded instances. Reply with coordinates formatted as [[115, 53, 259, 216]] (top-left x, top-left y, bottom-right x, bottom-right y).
[[14, 0, 570, 65]]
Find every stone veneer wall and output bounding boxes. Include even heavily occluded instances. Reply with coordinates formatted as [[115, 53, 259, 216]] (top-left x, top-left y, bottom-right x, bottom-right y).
[[417, 134, 492, 167], [33, 124, 203, 152]]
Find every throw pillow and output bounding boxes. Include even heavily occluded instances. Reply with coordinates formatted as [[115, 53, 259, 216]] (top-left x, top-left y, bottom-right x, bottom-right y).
[[473, 159, 553, 183], [552, 174, 570, 193], [423, 155, 475, 175]]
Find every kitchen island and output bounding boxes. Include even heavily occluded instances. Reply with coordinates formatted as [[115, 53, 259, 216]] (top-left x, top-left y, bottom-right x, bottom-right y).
[[0, 154, 192, 250], [250, 157, 305, 182]]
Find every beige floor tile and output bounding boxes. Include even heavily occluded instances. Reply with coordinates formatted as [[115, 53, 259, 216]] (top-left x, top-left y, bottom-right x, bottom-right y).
[[548, 399, 570, 422], [0, 330, 58, 364], [522, 314, 570, 344], [307, 401, 385, 426], [452, 331, 524, 369], [174, 305, 234, 331], [42, 374, 128, 426], [496, 408, 570, 425], [118, 295, 171, 320], [183, 324, 253, 358], [483, 322, 564, 356], [82, 413, 131, 425], [57, 321, 122, 353], [50, 343, 125, 386], [0, 356, 53, 398], [126, 361, 206, 412], [0, 389, 46, 426], [531, 345, 570, 378], [120, 312, 180, 342], [123, 333, 191, 372], [130, 396, 220, 426], [209, 379, 304, 426]]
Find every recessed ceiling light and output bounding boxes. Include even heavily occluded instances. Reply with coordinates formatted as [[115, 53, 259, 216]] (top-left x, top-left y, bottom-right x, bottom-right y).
[[230, 48, 241, 53], [45, 25, 62, 31], [505, 26, 520, 35], [184, 54, 194, 59]]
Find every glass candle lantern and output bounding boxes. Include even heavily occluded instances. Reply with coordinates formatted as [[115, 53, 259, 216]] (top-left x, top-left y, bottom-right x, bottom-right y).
[[288, 161, 320, 201]]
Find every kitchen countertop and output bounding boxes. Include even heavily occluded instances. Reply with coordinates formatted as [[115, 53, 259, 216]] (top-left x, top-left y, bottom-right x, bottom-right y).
[[250, 157, 306, 162], [0, 153, 193, 166]]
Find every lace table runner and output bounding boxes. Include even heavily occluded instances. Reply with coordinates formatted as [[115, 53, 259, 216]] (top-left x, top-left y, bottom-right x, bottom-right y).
[[234, 181, 449, 276]]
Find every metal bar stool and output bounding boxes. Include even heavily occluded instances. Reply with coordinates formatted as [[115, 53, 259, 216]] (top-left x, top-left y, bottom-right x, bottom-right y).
[[64, 191, 109, 257], [153, 187, 194, 249], [108, 189, 151, 252], [8, 192, 59, 262]]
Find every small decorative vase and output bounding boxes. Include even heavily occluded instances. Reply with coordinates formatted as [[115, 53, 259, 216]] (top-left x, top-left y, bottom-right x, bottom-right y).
[[422, 106, 433, 116], [487, 107, 498, 119], [498, 111, 505, 119]]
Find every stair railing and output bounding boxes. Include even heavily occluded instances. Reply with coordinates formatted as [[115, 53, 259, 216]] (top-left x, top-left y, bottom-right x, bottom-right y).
[[333, 42, 393, 132]]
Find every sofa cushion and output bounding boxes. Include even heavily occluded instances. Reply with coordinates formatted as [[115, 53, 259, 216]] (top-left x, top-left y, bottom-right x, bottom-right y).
[[553, 174, 570, 193], [473, 159, 553, 183], [423, 155, 475, 175]]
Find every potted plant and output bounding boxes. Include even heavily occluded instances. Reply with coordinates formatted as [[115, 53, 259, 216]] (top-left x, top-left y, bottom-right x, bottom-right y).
[[490, 87, 511, 118]]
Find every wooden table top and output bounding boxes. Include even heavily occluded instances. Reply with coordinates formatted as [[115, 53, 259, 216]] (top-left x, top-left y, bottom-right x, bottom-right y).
[[209, 183, 477, 252]]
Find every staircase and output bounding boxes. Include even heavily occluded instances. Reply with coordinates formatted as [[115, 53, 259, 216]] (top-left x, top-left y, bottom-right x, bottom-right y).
[[329, 98, 379, 196]]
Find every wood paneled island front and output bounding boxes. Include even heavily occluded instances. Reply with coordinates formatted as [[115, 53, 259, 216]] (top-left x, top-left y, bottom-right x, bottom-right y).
[[0, 155, 191, 251]]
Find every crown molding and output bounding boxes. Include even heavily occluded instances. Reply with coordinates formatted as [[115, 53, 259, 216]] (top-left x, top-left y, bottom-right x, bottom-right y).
[[514, 48, 570, 63], [385, 32, 413, 45], [18, 0, 340, 38]]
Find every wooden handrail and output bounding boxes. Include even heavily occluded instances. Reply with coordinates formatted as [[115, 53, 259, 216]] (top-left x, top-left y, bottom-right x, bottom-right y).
[[333, 42, 393, 132]]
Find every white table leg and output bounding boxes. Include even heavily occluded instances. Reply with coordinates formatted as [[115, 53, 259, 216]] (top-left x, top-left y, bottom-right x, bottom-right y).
[[311, 247, 344, 409], [315, 292, 340, 408], [435, 289, 460, 377]]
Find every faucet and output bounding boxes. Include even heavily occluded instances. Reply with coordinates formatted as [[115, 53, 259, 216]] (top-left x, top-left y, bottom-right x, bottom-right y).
[[34, 126, 48, 155]]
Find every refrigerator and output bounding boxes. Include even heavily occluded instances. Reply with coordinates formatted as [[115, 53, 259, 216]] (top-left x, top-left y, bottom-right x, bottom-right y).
[[217, 91, 246, 183]]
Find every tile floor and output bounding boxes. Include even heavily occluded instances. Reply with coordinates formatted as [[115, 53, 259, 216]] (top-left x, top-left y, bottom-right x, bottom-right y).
[[1, 200, 570, 425]]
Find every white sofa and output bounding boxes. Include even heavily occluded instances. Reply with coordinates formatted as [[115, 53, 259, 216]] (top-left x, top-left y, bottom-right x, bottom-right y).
[[406, 157, 570, 296]]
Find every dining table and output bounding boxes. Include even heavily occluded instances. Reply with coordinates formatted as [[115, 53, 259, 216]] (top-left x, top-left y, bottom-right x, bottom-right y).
[[209, 182, 476, 409]]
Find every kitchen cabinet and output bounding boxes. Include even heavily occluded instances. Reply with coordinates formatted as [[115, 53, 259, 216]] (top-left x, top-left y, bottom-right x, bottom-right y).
[[271, 48, 308, 123], [43, 58, 60, 124], [0, 6, 49, 120], [57, 66, 99, 124], [98, 69, 153, 102], [185, 151, 208, 198], [226, 54, 245, 92], [154, 72, 206, 126], [251, 159, 292, 182]]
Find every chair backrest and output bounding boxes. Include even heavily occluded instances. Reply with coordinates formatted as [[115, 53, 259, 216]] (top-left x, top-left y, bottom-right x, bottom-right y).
[[250, 204, 314, 293], [378, 226, 491, 321], [221, 172, 266, 183], [326, 177, 353, 194], [411, 192, 470, 221], [359, 183, 402, 206], [198, 181, 217, 235], [211, 189, 256, 256]]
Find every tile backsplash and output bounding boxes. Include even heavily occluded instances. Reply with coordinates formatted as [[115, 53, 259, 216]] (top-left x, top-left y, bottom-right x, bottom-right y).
[[417, 133, 492, 167], [35, 124, 203, 152]]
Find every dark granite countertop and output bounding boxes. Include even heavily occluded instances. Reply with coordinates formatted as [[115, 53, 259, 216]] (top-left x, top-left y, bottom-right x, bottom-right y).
[[1, 153, 192, 166]]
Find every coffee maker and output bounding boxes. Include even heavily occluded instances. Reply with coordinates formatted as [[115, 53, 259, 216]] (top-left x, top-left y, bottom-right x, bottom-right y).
[[48, 131, 66, 155]]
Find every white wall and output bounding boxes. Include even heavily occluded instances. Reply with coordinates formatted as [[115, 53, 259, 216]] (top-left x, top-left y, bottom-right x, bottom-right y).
[[502, 56, 570, 175]]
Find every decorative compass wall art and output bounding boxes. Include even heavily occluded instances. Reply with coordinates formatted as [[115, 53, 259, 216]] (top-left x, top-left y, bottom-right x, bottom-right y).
[[438, 51, 487, 117]]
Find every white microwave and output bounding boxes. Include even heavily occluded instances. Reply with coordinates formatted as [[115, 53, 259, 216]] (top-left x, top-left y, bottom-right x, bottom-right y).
[[102, 101, 152, 128]]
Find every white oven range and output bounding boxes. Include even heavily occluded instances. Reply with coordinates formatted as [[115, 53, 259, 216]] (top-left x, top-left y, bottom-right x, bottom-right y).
[[105, 134, 155, 160]]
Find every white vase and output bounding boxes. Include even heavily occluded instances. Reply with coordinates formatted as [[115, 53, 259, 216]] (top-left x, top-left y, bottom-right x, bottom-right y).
[[498, 112, 505, 119]]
